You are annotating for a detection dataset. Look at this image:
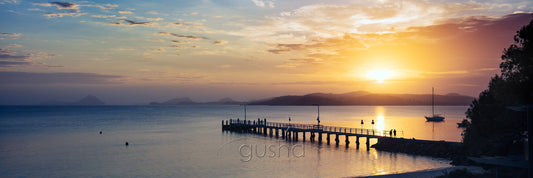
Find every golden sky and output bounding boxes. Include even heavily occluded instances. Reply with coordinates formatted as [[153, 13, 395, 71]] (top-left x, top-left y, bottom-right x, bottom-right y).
[[0, 0, 532, 104]]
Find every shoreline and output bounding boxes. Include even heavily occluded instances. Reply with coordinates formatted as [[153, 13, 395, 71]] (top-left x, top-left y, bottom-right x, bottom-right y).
[[371, 137, 464, 159], [354, 166, 486, 178]]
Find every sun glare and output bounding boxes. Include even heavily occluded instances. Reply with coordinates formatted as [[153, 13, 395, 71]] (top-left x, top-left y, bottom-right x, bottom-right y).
[[367, 70, 393, 83]]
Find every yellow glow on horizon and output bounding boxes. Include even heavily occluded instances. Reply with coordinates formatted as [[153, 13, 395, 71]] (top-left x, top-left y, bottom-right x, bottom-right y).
[[367, 70, 394, 83]]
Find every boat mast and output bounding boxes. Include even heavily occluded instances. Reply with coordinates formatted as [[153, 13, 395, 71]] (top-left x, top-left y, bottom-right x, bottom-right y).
[[432, 87, 435, 116]]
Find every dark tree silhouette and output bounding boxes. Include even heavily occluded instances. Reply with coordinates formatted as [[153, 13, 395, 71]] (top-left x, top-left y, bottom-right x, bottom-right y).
[[463, 20, 533, 155]]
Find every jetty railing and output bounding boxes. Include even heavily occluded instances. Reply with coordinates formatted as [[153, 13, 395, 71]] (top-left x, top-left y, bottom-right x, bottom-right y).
[[225, 119, 401, 137]]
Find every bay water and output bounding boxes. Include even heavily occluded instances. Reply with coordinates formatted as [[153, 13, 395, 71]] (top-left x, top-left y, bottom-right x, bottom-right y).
[[0, 105, 467, 177]]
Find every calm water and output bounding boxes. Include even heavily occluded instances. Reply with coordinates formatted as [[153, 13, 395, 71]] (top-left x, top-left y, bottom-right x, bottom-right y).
[[0, 105, 467, 177]]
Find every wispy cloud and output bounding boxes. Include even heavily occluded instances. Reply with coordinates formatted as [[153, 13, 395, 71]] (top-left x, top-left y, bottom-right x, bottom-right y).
[[44, 10, 86, 18], [150, 48, 166, 52], [232, 0, 531, 46], [0, 72, 124, 84], [0, 48, 57, 67], [119, 10, 133, 14], [34, 2, 86, 18], [213, 40, 228, 45], [147, 17, 164, 21], [170, 22, 203, 27], [0, 49, 34, 67], [171, 40, 189, 44], [0, 0, 18, 4], [7, 44, 23, 48], [108, 19, 155, 26], [34, 2, 79, 10], [50, 2, 79, 9], [251, 0, 274, 8], [84, 3, 118, 10], [92, 14, 116, 18], [157, 32, 208, 40], [1, 33, 22, 37]]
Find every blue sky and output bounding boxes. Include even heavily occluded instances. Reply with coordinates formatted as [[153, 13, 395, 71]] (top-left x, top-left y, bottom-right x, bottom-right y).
[[1, 0, 532, 104]]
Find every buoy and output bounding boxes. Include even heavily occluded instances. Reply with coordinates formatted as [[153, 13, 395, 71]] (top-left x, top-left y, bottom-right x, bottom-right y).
[[99, 131, 102, 134], [125, 142, 129, 146]]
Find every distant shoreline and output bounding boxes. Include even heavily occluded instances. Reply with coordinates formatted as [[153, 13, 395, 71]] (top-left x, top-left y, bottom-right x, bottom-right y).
[[0, 104, 471, 106]]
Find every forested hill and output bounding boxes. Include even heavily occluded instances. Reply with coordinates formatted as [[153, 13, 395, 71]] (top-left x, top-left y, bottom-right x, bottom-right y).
[[248, 91, 474, 105]]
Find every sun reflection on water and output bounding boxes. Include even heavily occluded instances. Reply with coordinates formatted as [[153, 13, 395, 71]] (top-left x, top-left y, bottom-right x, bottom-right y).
[[375, 106, 386, 135]]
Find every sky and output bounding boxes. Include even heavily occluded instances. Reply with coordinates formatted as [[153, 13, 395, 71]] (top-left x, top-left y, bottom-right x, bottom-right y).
[[0, 0, 532, 104]]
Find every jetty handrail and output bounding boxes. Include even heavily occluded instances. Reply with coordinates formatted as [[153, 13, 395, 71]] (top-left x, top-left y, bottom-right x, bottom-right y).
[[224, 119, 402, 137], [228, 120, 403, 138]]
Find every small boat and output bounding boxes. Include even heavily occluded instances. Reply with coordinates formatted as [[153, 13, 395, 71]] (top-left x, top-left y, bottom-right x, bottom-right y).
[[425, 87, 445, 122], [426, 114, 445, 122]]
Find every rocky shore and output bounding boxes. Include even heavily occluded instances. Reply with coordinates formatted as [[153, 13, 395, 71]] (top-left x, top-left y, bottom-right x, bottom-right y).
[[371, 137, 465, 159]]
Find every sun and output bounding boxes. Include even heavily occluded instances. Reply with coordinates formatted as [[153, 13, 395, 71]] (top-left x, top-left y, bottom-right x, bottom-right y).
[[367, 70, 393, 83]]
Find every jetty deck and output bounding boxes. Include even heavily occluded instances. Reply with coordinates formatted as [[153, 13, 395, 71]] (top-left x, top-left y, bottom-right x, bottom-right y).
[[222, 118, 401, 150]]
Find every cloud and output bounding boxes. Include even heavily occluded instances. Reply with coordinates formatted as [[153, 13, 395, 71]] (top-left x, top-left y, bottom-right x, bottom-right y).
[[0, 51, 32, 67], [7, 44, 23, 48], [231, 0, 533, 46], [108, 19, 155, 26], [50, 2, 78, 9], [85, 3, 118, 10], [147, 17, 164, 21], [171, 40, 189, 44], [0, 48, 58, 67], [34, 2, 79, 10], [119, 10, 133, 14], [251, 0, 274, 8], [0, 0, 18, 4], [123, 19, 151, 25], [104, 4, 118, 8], [170, 22, 203, 27], [111, 48, 135, 52], [151, 48, 166, 52], [157, 32, 207, 40], [0, 72, 124, 85], [34, 2, 87, 18], [0, 48, 30, 67], [92, 14, 116, 18], [213, 40, 228, 45], [44, 10, 86, 18], [275, 58, 321, 68], [264, 12, 533, 70], [1, 33, 22, 37], [0, 61, 32, 66], [146, 11, 158, 15], [267, 44, 304, 54]]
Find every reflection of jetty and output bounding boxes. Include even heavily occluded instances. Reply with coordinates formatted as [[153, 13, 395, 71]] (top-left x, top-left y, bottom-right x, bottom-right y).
[[222, 118, 401, 150]]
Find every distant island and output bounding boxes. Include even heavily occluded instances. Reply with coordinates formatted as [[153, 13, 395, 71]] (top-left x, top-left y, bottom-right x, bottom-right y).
[[40, 95, 106, 105], [150, 91, 474, 106]]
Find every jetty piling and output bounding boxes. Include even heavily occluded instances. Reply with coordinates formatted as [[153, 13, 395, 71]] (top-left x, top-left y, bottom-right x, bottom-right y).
[[222, 119, 407, 150]]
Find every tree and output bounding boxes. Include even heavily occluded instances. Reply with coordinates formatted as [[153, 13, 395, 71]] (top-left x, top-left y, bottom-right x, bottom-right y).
[[463, 20, 532, 155]]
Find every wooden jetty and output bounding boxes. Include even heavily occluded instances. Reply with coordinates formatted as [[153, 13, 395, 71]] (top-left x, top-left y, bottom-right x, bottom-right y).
[[222, 118, 400, 150]]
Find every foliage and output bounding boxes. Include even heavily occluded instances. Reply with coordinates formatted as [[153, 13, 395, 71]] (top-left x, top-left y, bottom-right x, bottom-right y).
[[463, 20, 532, 155]]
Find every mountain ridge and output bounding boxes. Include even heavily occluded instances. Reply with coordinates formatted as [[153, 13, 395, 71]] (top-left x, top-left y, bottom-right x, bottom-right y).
[[247, 91, 474, 105], [149, 91, 474, 106], [40, 95, 106, 105]]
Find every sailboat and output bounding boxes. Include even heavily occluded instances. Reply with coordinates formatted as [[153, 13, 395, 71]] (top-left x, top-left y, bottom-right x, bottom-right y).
[[425, 87, 445, 122]]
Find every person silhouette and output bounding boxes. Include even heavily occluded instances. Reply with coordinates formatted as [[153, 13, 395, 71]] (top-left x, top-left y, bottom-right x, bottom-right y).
[[393, 129, 397, 137]]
